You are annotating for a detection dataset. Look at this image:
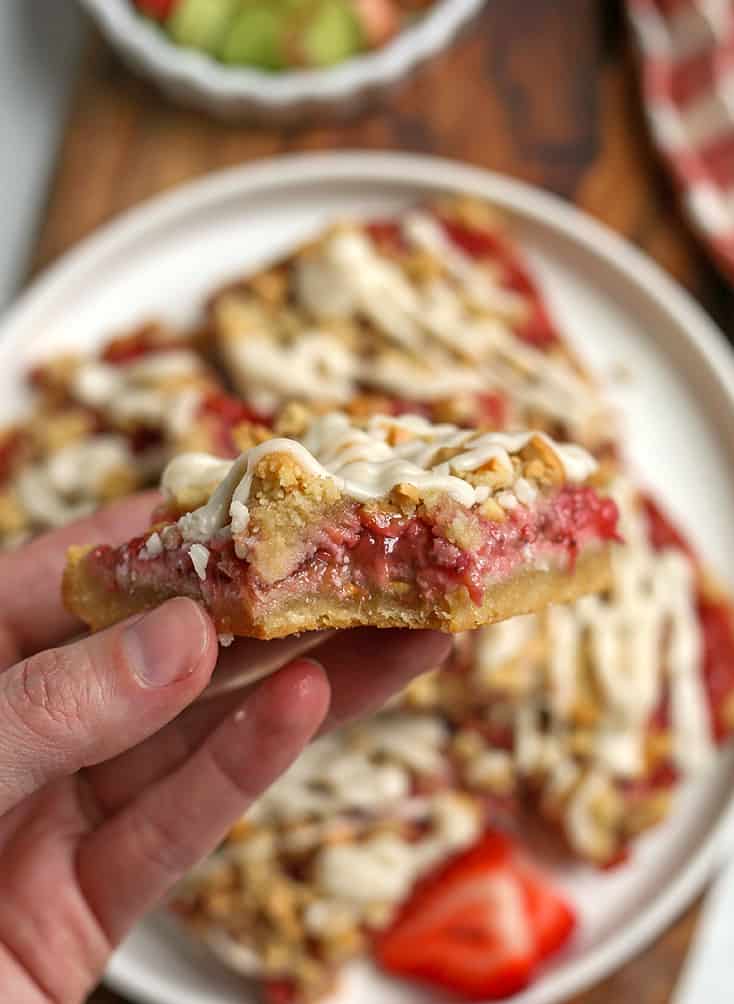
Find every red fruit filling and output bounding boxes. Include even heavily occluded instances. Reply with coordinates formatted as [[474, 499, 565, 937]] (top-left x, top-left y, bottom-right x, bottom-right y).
[[365, 212, 559, 350], [437, 215, 560, 350], [85, 486, 617, 629], [100, 325, 183, 365], [198, 392, 273, 458], [365, 219, 407, 253], [642, 495, 694, 558], [641, 493, 734, 745], [699, 600, 734, 742], [476, 391, 507, 428]]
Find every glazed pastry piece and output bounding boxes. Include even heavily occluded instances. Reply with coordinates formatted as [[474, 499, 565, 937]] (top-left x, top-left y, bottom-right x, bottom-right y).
[[63, 412, 619, 639], [402, 480, 734, 865], [0, 324, 265, 549], [210, 197, 614, 455]]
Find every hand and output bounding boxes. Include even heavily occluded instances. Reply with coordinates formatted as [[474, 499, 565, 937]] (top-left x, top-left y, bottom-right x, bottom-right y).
[[0, 495, 451, 1003]]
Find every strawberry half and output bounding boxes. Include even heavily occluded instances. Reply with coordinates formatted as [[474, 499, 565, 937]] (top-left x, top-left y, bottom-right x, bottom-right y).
[[375, 830, 575, 1001]]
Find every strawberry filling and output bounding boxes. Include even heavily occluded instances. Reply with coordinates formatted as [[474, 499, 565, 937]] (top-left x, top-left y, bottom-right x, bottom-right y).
[[100, 324, 182, 365], [85, 486, 617, 627], [642, 494, 734, 746], [197, 392, 272, 457]]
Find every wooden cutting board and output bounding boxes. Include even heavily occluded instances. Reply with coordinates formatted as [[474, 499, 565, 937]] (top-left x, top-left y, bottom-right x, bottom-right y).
[[26, 2, 731, 1002]]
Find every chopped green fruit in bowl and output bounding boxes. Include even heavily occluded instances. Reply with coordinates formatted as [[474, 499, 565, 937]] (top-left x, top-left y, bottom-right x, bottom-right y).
[[221, 4, 287, 70], [301, 1, 362, 68], [167, 0, 240, 54], [130, 0, 438, 70]]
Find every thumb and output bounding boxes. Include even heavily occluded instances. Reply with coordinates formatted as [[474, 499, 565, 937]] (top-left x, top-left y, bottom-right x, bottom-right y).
[[0, 598, 217, 814]]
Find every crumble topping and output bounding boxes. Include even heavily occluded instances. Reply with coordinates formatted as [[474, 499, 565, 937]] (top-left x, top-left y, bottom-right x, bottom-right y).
[[188, 543, 210, 582], [16, 436, 137, 528], [72, 349, 209, 435], [140, 531, 163, 560], [162, 412, 597, 546], [213, 208, 612, 446]]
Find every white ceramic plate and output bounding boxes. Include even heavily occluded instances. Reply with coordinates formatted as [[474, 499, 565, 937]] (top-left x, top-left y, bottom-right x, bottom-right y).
[[4, 152, 734, 1004]]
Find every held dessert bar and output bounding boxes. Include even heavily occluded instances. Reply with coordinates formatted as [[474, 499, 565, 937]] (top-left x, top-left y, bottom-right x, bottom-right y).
[[63, 412, 619, 639]]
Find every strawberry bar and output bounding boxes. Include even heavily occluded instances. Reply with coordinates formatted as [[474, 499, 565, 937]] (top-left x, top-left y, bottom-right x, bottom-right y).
[[63, 412, 618, 639], [211, 197, 613, 455], [403, 479, 734, 865]]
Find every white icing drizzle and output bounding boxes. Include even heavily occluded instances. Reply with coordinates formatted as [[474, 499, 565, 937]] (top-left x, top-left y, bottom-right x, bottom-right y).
[[314, 792, 479, 907], [318, 229, 424, 349], [225, 329, 357, 410], [361, 350, 486, 400], [163, 412, 596, 544], [72, 349, 206, 437], [284, 219, 609, 439], [247, 713, 449, 825], [475, 613, 538, 676], [16, 435, 133, 528], [161, 452, 234, 502]]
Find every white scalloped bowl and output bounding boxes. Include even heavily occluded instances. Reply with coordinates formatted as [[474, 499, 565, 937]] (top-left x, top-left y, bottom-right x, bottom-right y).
[[77, 0, 487, 121]]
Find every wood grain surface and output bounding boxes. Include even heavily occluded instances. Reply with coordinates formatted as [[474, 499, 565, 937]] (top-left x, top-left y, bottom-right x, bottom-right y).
[[26, 1, 730, 1001]]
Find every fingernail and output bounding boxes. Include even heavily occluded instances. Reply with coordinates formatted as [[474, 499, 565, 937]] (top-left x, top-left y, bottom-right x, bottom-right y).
[[124, 599, 209, 688]]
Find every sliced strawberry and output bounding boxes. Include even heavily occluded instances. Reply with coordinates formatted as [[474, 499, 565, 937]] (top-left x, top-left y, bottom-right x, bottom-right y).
[[375, 831, 575, 1000], [134, 0, 179, 20], [375, 832, 535, 1000], [513, 854, 576, 960]]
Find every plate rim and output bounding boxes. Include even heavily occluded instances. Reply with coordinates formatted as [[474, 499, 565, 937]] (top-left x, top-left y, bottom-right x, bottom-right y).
[[5, 151, 734, 1004]]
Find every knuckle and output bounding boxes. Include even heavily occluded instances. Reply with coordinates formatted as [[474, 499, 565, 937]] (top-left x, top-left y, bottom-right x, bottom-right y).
[[9, 646, 98, 747], [134, 808, 201, 881], [204, 740, 259, 805]]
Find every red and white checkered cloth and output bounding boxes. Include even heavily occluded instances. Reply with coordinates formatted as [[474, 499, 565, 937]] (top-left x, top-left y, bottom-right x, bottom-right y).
[[627, 0, 734, 279]]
